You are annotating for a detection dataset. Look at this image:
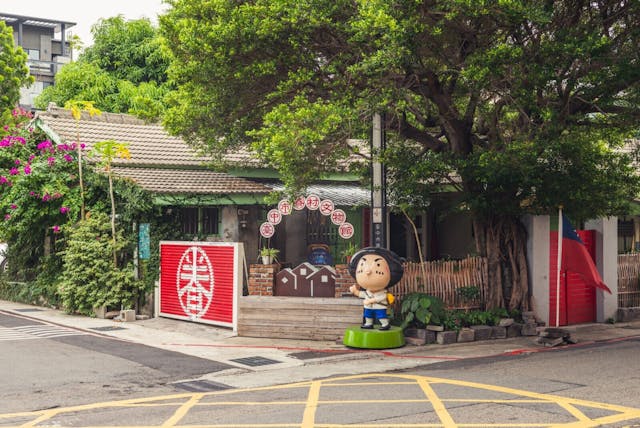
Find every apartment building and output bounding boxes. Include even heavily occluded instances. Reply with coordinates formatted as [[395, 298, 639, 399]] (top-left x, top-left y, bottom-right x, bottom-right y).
[[0, 13, 75, 109]]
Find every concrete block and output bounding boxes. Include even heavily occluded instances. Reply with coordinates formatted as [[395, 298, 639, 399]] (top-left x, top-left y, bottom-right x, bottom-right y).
[[507, 323, 522, 337], [405, 336, 427, 346], [491, 325, 507, 339], [457, 328, 475, 343], [405, 328, 436, 345], [470, 325, 492, 341], [498, 318, 514, 327], [120, 309, 136, 322], [521, 323, 538, 336], [93, 306, 106, 319], [437, 330, 457, 345]]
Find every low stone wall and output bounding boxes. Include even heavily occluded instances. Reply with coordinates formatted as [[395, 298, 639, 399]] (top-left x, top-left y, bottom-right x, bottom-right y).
[[617, 307, 640, 322]]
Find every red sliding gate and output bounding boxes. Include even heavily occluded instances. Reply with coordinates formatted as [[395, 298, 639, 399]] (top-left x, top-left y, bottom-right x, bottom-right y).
[[549, 230, 597, 326]]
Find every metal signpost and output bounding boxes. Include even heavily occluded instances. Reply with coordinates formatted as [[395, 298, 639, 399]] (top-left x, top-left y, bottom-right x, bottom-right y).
[[371, 113, 387, 248]]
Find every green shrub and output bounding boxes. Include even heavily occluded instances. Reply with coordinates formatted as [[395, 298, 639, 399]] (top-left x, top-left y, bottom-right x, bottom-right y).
[[58, 212, 144, 316], [398, 292, 446, 329]]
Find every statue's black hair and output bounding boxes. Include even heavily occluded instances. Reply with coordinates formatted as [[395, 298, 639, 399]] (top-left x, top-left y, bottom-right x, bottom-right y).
[[348, 247, 404, 288]]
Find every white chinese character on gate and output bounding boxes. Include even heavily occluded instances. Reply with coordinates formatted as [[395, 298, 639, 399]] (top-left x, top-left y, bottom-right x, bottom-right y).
[[260, 222, 275, 238], [306, 194, 320, 210], [293, 196, 306, 211], [277, 199, 292, 215], [267, 209, 282, 225], [338, 222, 355, 239], [331, 209, 347, 225], [319, 199, 334, 216], [176, 246, 214, 320]]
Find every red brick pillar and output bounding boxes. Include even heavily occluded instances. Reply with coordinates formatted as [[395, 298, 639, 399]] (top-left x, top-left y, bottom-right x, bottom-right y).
[[248, 264, 277, 296], [335, 264, 357, 297]]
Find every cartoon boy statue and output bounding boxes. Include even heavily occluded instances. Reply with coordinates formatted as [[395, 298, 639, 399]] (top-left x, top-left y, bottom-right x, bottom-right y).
[[348, 247, 404, 330]]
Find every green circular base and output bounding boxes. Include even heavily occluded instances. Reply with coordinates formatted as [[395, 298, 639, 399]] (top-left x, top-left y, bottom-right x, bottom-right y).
[[342, 325, 405, 349]]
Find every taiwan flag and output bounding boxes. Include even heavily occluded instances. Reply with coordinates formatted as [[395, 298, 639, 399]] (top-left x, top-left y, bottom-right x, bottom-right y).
[[561, 214, 611, 293]]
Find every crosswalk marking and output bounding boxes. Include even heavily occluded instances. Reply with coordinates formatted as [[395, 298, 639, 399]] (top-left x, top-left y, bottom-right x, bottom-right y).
[[0, 324, 86, 341]]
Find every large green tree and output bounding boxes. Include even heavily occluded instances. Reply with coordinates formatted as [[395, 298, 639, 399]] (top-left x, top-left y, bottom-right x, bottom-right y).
[[0, 20, 33, 119], [35, 16, 170, 120], [160, 0, 640, 310]]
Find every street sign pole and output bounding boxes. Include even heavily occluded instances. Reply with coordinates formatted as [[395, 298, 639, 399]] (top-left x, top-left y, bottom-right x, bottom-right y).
[[371, 112, 387, 248]]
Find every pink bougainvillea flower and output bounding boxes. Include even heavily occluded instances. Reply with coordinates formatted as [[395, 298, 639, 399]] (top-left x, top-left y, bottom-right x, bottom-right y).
[[63, 154, 73, 162], [60, 206, 69, 214], [80, 143, 86, 149], [0, 176, 7, 185], [52, 225, 60, 233], [47, 157, 55, 166], [10, 204, 17, 209], [14, 159, 21, 165], [29, 191, 36, 196], [23, 165, 31, 175], [4, 214, 10, 221], [28, 154, 35, 162], [37, 141, 52, 151], [42, 193, 51, 202], [9, 167, 19, 176]]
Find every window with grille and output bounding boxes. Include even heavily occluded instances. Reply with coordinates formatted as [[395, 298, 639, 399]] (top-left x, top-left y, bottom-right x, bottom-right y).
[[178, 207, 219, 236]]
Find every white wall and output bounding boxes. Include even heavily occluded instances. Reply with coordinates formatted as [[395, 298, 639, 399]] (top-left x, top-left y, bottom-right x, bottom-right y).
[[584, 217, 618, 322], [525, 215, 551, 324]]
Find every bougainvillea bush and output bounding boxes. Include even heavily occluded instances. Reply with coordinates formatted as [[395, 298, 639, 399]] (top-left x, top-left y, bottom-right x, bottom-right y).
[[0, 108, 82, 282], [0, 108, 151, 312]]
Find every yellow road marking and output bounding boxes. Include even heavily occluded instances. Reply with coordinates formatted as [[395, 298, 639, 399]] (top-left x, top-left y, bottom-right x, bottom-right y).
[[161, 393, 203, 427], [301, 380, 322, 428], [416, 377, 457, 428], [2, 373, 639, 427]]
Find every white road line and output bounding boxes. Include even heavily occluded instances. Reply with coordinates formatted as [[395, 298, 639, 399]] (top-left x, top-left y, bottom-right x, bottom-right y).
[[0, 324, 86, 341]]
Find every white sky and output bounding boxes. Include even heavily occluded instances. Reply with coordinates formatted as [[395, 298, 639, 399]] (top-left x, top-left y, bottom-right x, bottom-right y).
[[1, 0, 169, 48]]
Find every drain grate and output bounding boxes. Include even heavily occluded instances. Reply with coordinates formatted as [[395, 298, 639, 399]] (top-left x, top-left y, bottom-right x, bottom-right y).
[[172, 380, 232, 392], [289, 350, 351, 360], [13, 308, 43, 312], [90, 326, 127, 331], [230, 356, 281, 367]]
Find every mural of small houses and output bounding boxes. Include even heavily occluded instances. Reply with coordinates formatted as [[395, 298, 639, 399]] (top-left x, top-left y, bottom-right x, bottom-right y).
[[308, 265, 336, 297], [274, 263, 336, 297]]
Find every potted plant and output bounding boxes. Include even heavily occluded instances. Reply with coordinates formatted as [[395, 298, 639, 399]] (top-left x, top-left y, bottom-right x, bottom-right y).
[[259, 247, 280, 265], [340, 242, 359, 263]]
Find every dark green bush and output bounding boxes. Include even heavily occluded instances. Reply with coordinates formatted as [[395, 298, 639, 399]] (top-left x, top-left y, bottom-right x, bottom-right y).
[[58, 212, 145, 316]]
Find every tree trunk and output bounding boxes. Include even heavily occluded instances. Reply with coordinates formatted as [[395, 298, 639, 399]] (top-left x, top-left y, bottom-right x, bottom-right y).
[[473, 215, 530, 311]]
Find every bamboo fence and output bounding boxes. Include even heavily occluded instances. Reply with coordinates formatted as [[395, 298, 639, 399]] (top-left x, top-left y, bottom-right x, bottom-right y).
[[393, 257, 488, 310], [617, 253, 640, 308]]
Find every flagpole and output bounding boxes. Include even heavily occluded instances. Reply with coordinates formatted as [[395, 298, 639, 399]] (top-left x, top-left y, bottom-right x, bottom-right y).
[[556, 206, 563, 327]]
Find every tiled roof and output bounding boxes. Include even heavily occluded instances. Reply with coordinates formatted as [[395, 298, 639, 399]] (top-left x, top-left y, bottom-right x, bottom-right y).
[[34, 105, 267, 196], [112, 167, 272, 195], [35, 106, 219, 167], [34, 105, 368, 203]]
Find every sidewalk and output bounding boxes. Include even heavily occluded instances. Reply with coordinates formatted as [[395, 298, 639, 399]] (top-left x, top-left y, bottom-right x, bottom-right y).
[[2, 299, 640, 389]]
